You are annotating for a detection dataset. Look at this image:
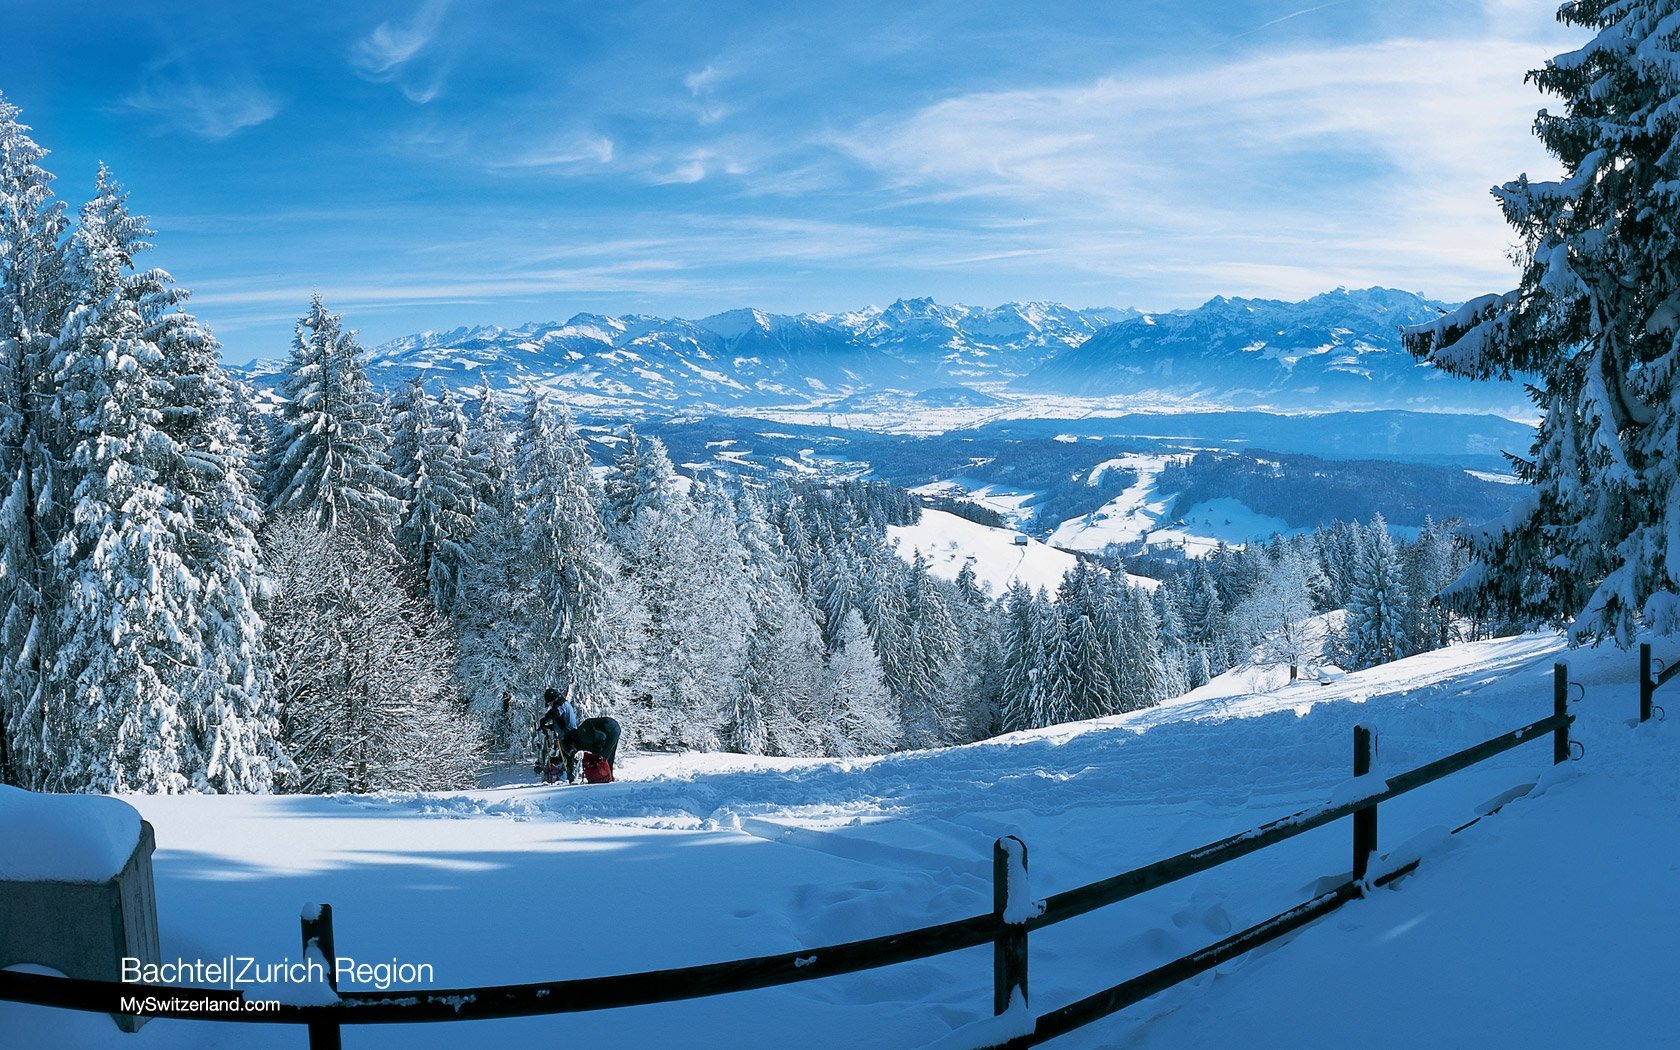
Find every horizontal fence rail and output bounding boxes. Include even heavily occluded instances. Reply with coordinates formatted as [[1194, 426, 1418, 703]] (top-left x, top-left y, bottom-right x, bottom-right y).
[[0, 912, 1002, 1025], [1027, 707, 1570, 933], [0, 658, 1619, 1050]]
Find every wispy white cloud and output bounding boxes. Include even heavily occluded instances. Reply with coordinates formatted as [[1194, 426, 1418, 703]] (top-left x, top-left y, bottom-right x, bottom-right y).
[[831, 32, 1568, 303], [652, 152, 713, 185], [682, 62, 733, 125], [684, 65, 722, 95], [400, 69, 450, 105], [488, 134, 617, 171], [351, 0, 452, 102], [649, 147, 755, 185], [123, 70, 280, 139]]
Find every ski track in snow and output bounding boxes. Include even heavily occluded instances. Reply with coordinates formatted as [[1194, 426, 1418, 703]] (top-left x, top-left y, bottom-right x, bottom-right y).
[[12, 630, 1680, 1049]]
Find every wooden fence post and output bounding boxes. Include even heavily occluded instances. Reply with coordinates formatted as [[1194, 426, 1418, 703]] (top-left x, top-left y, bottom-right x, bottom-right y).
[[1352, 725, 1377, 882], [1553, 663, 1569, 765], [1641, 643, 1653, 723], [993, 836, 1030, 1017], [301, 903, 341, 1050]]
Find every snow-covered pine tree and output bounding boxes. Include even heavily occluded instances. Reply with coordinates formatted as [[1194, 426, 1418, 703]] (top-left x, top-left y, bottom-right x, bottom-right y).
[[1184, 564, 1231, 679], [518, 392, 617, 722], [996, 581, 1049, 732], [727, 629, 771, 756], [946, 558, 1003, 740], [1056, 563, 1117, 721], [777, 499, 816, 598], [0, 93, 67, 788], [1346, 517, 1413, 670], [821, 608, 901, 756], [1290, 530, 1330, 614], [897, 551, 961, 746], [451, 383, 532, 746], [861, 556, 918, 719], [1153, 584, 1192, 698], [1401, 518, 1464, 654], [1034, 606, 1083, 727], [265, 296, 403, 555], [1108, 578, 1167, 712], [1402, 1, 1680, 644], [729, 486, 827, 756], [228, 375, 271, 497], [814, 546, 863, 649], [48, 167, 198, 792], [605, 438, 749, 748], [137, 221, 284, 793], [392, 379, 476, 611], [426, 387, 478, 608], [1315, 521, 1363, 611], [672, 479, 755, 744], [388, 377, 425, 499], [602, 426, 676, 531], [47, 168, 288, 792]]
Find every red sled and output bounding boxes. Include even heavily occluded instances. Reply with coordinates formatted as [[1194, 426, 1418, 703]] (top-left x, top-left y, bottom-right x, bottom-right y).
[[582, 753, 613, 784]]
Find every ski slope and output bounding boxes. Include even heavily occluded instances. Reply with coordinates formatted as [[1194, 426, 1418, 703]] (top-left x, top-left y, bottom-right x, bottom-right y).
[[5, 632, 1678, 1049]]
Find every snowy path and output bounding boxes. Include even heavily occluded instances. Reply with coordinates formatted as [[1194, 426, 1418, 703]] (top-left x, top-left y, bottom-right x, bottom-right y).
[[7, 632, 1678, 1049]]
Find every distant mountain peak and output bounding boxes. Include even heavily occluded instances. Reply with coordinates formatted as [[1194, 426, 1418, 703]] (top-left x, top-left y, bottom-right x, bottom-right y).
[[693, 307, 775, 340]]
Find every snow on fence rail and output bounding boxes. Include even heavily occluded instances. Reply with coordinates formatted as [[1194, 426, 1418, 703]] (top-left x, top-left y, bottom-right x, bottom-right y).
[[10, 656, 1670, 1050]]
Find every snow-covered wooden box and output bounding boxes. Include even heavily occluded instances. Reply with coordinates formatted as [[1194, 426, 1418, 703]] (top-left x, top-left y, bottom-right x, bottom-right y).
[[0, 786, 161, 1032]]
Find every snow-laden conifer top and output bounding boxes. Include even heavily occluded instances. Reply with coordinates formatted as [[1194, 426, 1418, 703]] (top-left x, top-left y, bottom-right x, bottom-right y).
[[0, 785, 141, 882]]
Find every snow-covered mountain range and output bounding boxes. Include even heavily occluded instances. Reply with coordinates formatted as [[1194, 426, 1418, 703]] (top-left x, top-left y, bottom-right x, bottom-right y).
[[335, 299, 1126, 411], [1019, 287, 1488, 410], [256, 288, 1526, 416]]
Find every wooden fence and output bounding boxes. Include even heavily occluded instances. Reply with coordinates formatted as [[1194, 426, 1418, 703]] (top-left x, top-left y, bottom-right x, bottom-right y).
[[1, 653, 1669, 1048]]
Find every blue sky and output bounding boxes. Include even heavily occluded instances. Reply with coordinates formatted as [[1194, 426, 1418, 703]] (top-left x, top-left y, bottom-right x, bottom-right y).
[[7, 0, 1576, 360]]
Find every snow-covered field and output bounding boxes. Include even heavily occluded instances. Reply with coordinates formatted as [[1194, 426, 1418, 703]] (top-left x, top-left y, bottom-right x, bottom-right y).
[[889, 509, 1078, 595], [1047, 452, 1303, 556], [6, 631, 1678, 1048], [910, 481, 1040, 529], [887, 508, 1156, 595]]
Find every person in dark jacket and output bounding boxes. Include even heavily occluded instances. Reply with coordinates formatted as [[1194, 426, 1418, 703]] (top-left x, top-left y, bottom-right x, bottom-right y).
[[536, 688, 578, 735], [532, 688, 579, 772]]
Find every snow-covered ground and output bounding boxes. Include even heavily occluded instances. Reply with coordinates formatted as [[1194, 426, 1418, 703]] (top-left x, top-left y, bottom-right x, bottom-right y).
[[910, 481, 1040, 529], [887, 508, 1157, 596], [1047, 452, 1302, 556], [6, 631, 1678, 1048], [889, 508, 1078, 595]]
